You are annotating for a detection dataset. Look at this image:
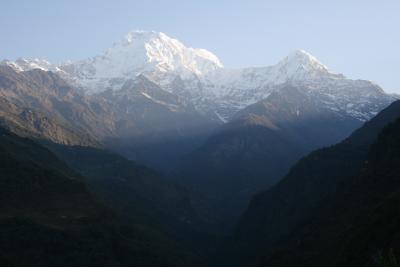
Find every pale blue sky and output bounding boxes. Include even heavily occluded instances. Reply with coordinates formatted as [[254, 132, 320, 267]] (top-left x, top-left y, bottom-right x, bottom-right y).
[[1, 0, 399, 93]]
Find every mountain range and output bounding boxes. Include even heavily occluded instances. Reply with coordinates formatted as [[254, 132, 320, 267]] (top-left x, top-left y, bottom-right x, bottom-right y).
[[1, 30, 399, 267], [2, 31, 393, 122]]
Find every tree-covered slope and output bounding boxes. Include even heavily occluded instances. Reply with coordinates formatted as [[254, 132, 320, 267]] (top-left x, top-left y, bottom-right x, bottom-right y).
[[228, 100, 400, 266], [0, 127, 201, 267], [264, 117, 400, 267]]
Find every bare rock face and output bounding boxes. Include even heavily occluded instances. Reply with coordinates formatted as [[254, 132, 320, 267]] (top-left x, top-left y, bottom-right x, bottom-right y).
[[0, 66, 112, 146]]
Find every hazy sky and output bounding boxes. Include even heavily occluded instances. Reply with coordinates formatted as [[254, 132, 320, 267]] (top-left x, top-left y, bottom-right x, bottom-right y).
[[1, 0, 399, 93]]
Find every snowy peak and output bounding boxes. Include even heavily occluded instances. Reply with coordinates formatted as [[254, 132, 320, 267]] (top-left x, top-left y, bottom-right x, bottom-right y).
[[284, 50, 328, 71], [126, 30, 223, 73], [102, 30, 223, 76], [56, 30, 224, 93], [271, 50, 334, 82]]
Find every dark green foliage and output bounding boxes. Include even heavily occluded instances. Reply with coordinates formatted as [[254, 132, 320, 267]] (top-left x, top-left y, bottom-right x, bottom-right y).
[[45, 144, 216, 232], [0, 128, 201, 267], [230, 100, 400, 266], [44, 143, 221, 259], [377, 249, 400, 267], [263, 118, 400, 267]]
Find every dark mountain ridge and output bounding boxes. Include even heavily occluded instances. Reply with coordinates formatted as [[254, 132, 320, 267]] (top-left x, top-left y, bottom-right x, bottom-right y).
[[228, 100, 400, 266], [0, 127, 200, 267], [264, 116, 400, 266]]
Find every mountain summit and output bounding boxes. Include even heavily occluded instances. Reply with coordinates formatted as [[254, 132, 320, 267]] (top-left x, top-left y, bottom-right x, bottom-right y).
[[272, 49, 336, 81], [59, 30, 223, 93], [121, 30, 224, 74]]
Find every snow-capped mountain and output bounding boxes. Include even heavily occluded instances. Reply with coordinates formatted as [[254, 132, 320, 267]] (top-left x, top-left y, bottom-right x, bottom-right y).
[[58, 30, 223, 94], [1, 30, 395, 123], [1, 58, 62, 72], [198, 50, 392, 121]]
